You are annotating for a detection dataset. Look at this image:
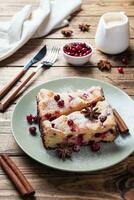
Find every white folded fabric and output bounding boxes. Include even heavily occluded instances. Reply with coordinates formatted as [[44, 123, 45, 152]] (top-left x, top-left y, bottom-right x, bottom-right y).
[[0, 0, 82, 62]]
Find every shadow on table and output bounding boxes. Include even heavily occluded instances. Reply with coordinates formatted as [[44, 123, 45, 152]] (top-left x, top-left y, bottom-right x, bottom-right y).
[[21, 146, 134, 199]]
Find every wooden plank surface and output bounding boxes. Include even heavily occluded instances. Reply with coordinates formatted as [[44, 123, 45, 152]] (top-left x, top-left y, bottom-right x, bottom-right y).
[[1, 38, 134, 67], [1, 1, 134, 17], [0, 0, 134, 199]]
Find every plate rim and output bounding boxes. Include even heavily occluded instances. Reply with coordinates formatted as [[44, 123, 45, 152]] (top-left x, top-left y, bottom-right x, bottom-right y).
[[11, 76, 134, 172]]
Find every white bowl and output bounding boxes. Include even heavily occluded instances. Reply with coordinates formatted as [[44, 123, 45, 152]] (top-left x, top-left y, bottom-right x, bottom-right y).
[[62, 42, 93, 66]]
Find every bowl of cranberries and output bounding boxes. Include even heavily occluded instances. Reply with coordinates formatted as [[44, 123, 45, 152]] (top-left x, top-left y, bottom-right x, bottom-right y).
[[63, 42, 93, 65]]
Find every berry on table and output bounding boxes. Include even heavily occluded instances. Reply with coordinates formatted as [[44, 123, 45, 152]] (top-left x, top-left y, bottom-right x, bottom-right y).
[[117, 67, 124, 74]]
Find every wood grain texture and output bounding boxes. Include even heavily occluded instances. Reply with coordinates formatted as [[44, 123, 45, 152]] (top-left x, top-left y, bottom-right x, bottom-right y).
[[0, 38, 134, 67], [0, 16, 134, 39], [1, 67, 134, 100], [1, 1, 134, 17], [0, 0, 134, 199]]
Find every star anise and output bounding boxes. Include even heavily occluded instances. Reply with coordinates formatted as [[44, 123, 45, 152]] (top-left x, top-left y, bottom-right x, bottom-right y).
[[56, 144, 73, 160], [79, 23, 91, 32], [81, 107, 101, 120], [61, 29, 73, 37], [97, 59, 112, 71]]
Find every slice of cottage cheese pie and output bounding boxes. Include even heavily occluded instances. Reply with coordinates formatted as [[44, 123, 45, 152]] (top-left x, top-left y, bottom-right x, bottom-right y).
[[40, 101, 117, 149], [37, 86, 104, 122]]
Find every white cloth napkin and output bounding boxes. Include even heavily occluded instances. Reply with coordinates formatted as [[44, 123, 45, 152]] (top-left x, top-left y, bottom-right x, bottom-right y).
[[0, 0, 82, 62]]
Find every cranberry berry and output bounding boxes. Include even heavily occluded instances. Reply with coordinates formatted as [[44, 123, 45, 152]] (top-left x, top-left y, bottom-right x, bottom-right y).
[[67, 119, 76, 132], [71, 127, 76, 132], [54, 94, 60, 102], [32, 115, 38, 123], [26, 114, 33, 124], [50, 116, 56, 121], [29, 126, 37, 136], [57, 100, 64, 108], [117, 67, 124, 74], [63, 42, 92, 57], [51, 123, 55, 128], [67, 119, 74, 127], [26, 114, 38, 124], [45, 113, 52, 120]]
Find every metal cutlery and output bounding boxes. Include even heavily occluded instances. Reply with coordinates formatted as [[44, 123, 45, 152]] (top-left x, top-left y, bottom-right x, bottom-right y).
[[0, 46, 60, 111], [0, 45, 47, 99]]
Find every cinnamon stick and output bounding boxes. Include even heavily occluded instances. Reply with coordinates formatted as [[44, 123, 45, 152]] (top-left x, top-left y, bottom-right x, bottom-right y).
[[0, 154, 35, 197], [124, 188, 134, 200], [113, 109, 129, 134], [0, 71, 36, 112]]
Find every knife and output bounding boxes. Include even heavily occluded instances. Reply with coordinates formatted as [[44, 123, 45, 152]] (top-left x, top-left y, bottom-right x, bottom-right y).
[[0, 45, 47, 99]]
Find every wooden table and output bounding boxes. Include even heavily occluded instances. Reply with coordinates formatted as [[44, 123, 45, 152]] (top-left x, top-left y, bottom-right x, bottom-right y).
[[0, 0, 134, 199]]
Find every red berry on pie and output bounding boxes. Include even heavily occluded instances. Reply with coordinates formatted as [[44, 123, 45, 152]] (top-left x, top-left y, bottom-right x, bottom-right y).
[[54, 94, 60, 102], [57, 100, 64, 108], [50, 116, 56, 121], [67, 119, 74, 127], [71, 127, 76, 132], [51, 123, 55, 128], [45, 113, 52, 120]]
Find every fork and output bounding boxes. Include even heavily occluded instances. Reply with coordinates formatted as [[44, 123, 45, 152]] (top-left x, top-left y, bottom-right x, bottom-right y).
[[0, 46, 60, 111], [0, 45, 47, 99]]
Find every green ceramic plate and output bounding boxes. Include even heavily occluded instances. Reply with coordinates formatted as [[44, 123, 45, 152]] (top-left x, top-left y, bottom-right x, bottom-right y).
[[11, 77, 134, 172]]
